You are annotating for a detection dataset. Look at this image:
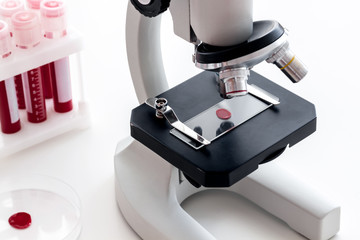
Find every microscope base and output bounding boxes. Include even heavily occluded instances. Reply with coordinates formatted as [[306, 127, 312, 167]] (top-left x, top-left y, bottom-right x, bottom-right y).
[[114, 137, 340, 240]]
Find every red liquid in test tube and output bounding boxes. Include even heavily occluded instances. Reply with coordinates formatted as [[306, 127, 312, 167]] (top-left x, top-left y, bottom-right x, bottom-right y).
[[40, 63, 53, 99], [21, 68, 46, 122], [12, 11, 47, 123], [0, 20, 21, 133], [0, 78, 21, 133], [41, 0, 72, 113], [14, 74, 25, 108]]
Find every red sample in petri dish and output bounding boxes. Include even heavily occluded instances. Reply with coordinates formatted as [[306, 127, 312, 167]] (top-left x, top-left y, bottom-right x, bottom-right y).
[[8, 212, 32, 229]]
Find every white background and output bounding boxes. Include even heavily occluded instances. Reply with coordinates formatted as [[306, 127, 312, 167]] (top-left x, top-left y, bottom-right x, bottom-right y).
[[1, 0, 360, 239]]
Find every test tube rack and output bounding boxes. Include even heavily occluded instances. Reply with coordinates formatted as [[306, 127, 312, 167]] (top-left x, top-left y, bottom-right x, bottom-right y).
[[0, 27, 90, 159]]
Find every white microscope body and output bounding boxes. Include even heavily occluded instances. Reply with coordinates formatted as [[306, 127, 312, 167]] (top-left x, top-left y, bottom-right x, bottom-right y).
[[114, 1, 341, 239]]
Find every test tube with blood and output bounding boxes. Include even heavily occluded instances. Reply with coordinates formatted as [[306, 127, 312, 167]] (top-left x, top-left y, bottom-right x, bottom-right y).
[[26, 0, 53, 99], [0, 20, 21, 133], [40, 0, 72, 113], [12, 11, 47, 123], [0, 0, 25, 109]]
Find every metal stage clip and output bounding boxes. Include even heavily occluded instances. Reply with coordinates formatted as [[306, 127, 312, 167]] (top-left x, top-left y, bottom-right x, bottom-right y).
[[145, 97, 211, 146]]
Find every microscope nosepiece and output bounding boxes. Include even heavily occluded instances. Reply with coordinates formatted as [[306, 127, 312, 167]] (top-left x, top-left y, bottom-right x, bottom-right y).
[[267, 42, 308, 83]]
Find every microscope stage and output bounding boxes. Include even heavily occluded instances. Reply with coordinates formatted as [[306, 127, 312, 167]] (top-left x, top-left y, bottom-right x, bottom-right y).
[[130, 71, 316, 187]]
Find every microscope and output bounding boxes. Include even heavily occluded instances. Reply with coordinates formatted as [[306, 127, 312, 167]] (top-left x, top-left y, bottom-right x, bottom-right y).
[[114, 0, 341, 239]]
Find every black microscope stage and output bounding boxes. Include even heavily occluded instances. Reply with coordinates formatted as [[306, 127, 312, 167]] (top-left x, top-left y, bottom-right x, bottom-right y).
[[130, 71, 316, 187]]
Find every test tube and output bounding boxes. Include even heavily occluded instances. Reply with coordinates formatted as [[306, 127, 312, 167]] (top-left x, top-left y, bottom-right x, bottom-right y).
[[0, 0, 25, 109], [0, 20, 21, 133], [41, 0, 72, 113], [26, 0, 53, 99], [12, 11, 47, 123]]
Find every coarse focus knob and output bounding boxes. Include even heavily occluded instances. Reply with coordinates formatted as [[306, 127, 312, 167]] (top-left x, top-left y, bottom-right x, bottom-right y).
[[130, 0, 170, 17]]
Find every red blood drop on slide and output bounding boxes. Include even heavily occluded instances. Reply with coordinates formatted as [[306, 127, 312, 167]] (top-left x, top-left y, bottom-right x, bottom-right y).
[[216, 108, 232, 120], [8, 212, 32, 229]]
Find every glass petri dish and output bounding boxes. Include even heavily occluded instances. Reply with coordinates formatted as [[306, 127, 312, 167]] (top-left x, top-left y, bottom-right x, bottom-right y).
[[0, 175, 81, 240]]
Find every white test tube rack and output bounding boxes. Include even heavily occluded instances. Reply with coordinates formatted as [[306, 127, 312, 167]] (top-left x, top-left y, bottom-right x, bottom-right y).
[[0, 27, 90, 159]]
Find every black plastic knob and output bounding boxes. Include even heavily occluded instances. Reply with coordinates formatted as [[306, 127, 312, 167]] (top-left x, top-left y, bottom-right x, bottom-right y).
[[130, 0, 170, 17]]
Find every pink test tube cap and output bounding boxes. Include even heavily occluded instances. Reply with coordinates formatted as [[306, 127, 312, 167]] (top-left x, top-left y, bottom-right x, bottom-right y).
[[0, 0, 24, 18], [0, 20, 11, 58], [11, 11, 41, 49], [26, 0, 43, 10], [40, 0, 67, 39]]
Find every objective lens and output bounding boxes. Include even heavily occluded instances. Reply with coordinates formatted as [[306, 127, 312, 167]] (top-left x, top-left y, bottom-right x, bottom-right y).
[[267, 42, 308, 83], [219, 68, 249, 98]]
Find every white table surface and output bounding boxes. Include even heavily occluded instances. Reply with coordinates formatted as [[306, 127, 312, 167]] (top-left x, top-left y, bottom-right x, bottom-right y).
[[1, 0, 360, 239]]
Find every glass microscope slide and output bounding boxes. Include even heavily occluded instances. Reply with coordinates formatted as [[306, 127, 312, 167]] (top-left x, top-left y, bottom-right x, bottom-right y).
[[171, 93, 272, 149]]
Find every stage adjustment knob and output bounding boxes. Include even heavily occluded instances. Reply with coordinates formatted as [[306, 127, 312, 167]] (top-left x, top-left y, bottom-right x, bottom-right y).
[[130, 0, 170, 17]]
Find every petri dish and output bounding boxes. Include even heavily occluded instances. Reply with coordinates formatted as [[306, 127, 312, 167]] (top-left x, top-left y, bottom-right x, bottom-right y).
[[0, 175, 81, 240]]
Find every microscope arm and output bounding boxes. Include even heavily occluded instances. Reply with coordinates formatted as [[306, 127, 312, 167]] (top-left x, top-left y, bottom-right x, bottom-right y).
[[126, 2, 168, 104]]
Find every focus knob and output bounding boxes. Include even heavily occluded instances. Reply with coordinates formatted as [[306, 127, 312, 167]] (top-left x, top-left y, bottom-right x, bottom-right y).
[[130, 0, 170, 17]]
